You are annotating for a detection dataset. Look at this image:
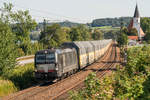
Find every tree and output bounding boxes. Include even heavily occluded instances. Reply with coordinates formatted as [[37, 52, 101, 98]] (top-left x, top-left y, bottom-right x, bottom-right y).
[[1, 3, 37, 55], [103, 30, 119, 40], [11, 10, 37, 54], [78, 25, 91, 41], [40, 24, 68, 48], [141, 18, 150, 42], [144, 29, 150, 42], [0, 21, 17, 75], [117, 26, 128, 46], [128, 28, 138, 36], [122, 27, 128, 34], [70, 27, 82, 41], [92, 29, 103, 40], [141, 17, 150, 33], [117, 32, 128, 46], [70, 25, 91, 41], [61, 27, 71, 41]]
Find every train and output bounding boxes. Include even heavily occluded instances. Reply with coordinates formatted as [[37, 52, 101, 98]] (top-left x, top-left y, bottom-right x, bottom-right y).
[[34, 39, 112, 80]]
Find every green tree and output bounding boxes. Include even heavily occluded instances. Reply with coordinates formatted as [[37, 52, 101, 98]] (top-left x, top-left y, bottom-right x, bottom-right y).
[[117, 32, 128, 47], [141, 18, 150, 42], [70, 27, 82, 41], [128, 28, 138, 36], [141, 17, 150, 33], [92, 29, 103, 40], [61, 27, 71, 41], [78, 25, 91, 41], [0, 21, 17, 75], [70, 25, 91, 41], [11, 10, 37, 54], [144, 29, 150, 42], [1, 3, 37, 55], [122, 27, 128, 34], [40, 24, 68, 48], [103, 30, 119, 40]]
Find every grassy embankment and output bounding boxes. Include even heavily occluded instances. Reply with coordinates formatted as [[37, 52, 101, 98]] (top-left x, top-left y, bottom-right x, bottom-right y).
[[92, 26, 120, 31], [0, 63, 35, 97], [0, 77, 17, 97], [70, 46, 150, 99]]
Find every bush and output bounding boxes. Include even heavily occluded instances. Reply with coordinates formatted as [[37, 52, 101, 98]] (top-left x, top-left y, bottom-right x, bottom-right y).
[[69, 73, 114, 100], [3, 63, 36, 90], [69, 46, 150, 100], [16, 48, 25, 57], [0, 77, 17, 97], [113, 68, 146, 99], [30, 42, 44, 54], [17, 42, 44, 57]]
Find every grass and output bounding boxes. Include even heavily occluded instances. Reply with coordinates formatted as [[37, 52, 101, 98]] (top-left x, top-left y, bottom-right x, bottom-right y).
[[5, 63, 36, 89], [0, 77, 17, 97], [92, 26, 120, 31], [0, 63, 36, 97]]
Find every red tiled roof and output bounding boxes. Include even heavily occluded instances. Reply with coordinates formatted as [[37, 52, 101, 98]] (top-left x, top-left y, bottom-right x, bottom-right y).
[[128, 36, 138, 40], [140, 28, 145, 37]]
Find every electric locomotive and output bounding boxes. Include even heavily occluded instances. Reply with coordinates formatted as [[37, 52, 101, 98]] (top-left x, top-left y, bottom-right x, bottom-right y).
[[34, 48, 78, 80]]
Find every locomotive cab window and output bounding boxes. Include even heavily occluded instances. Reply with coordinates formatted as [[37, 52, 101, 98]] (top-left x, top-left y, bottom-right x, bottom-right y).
[[36, 53, 55, 64], [46, 54, 55, 63], [36, 55, 45, 64]]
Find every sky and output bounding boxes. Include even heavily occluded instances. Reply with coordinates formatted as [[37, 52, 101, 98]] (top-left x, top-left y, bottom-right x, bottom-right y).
[[0, 0, 149, 23]]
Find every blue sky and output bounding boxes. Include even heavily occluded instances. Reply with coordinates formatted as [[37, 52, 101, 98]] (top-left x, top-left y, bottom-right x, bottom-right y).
[[0, 0, 149, 23]]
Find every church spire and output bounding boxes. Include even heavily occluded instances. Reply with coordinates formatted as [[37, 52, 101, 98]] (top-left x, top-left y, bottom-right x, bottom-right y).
[[134, 4, 140, 18]]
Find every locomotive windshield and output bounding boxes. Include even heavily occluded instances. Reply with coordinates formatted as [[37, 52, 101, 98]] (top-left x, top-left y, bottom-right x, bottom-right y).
[[36, 53, 55, 64]]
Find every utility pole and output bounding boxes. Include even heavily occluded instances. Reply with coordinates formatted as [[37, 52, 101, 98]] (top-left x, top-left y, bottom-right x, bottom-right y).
[[120, 17, 124, 33], [43, 19, 46, 33]]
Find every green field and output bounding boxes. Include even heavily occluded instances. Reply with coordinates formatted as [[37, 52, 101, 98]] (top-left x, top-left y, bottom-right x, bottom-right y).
[[92, 26, 120, 30]]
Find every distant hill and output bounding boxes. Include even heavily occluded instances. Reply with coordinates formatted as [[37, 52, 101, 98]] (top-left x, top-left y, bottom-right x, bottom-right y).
[[37, 20, 81, 30], [37, 17, 150, 30], [57, 21, 81, 27], [90, 17, 132, 27]]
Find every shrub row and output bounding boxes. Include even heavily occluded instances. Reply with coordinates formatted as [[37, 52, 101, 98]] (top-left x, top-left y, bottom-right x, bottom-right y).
[[2, 63, 36, 92], [0, 77, 17, 97], [70, 46, 150, 100]]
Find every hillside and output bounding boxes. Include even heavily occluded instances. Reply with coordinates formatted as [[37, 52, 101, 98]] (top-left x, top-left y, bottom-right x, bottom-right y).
[[90, 17, 132, 27], [37, 20, 81, 29]]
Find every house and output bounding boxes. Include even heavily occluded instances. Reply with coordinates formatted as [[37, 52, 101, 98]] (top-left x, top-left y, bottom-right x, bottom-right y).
[[128, 36, 138, 46]]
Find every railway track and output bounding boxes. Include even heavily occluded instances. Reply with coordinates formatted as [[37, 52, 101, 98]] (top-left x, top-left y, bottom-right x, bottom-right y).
[[55, 43, 121, 100], [3, 42, 121, 100], [96, 43, 117, 79]]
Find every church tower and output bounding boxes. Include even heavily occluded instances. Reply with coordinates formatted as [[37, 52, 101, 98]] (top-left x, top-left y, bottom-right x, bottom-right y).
[[133, 4, 141, 40], [128, 3, 145, 41]]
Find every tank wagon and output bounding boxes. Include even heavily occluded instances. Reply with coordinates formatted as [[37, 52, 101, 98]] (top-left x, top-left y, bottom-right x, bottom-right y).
[[34, 39, 112, 80]]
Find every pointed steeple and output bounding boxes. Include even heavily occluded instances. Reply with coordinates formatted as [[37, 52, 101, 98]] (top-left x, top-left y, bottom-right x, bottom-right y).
[[134, 4, 140, 18]]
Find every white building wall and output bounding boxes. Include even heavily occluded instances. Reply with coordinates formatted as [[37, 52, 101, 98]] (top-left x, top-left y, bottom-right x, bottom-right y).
[[133, 18, 141, 40]]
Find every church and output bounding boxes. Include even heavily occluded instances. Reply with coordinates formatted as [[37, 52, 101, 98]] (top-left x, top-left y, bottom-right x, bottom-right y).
[[128, 3, 145, 41]]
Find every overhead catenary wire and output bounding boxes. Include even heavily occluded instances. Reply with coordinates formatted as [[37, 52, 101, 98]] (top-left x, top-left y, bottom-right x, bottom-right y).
[[0, 0, 89, 23]]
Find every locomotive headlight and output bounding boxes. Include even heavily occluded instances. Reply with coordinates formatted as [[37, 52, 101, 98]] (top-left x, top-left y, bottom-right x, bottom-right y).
[[35, 69, 37, 72], [56, 67, 58, 70]]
